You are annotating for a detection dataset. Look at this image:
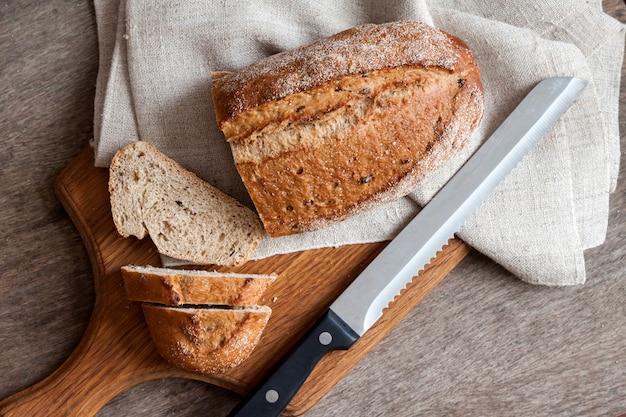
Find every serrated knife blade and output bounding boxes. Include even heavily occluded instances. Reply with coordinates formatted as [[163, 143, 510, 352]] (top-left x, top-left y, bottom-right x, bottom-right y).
[[227, 76, 588, 417]]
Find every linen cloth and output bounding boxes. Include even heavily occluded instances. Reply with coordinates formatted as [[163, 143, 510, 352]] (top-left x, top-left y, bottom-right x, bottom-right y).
[[92, 0, 624, 286]]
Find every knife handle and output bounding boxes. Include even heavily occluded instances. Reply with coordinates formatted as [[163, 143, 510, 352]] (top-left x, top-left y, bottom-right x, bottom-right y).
[[227, 309, 359, 417]]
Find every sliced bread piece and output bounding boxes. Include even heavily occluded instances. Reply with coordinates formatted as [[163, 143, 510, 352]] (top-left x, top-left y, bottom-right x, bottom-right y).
[[142, 304, 271, 375], [121, 265, 276, 306], [108, 141, 264, 266]]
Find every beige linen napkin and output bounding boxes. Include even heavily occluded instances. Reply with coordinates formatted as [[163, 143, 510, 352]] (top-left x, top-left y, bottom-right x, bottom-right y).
[[92, 0, 624, 286]]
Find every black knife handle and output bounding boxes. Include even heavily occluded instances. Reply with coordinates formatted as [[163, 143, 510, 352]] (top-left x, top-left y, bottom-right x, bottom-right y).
[[226, 309, 359, 417]]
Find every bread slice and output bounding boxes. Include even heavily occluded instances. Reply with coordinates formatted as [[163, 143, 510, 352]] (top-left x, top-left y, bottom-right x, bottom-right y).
[[108, 141, 264, 266], [121, 265, 276, 306], [212, 21, 484, 237], [141, 304, 271, 375]]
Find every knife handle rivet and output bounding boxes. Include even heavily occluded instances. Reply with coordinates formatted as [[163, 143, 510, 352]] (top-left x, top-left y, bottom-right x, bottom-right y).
[[265, 389, 279, 404], [318, 331, 333, 346]]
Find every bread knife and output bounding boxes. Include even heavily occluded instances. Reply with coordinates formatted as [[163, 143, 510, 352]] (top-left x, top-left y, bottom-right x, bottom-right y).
[[226, 76, 588, 417]]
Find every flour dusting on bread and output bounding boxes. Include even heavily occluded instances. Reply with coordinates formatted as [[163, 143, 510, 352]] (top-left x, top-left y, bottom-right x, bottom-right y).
[[212, 21, 484, 237], [212, 22, 463, 120], [142, 304, 271, 375]]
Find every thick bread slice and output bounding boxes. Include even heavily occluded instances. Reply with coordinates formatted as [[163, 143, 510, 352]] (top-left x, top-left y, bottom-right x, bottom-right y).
[[108, 141, 264, 266], [142, 304, 271, 375], [212, 21, 484, 237], [121, 265, 276, 306]]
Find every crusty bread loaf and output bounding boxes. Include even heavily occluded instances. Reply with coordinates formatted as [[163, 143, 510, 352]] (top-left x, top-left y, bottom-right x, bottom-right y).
[[108, 141, 264, 266], [142, 304, 271, 375], [212, 21, 484, 237], [121, 265, 276, 306]]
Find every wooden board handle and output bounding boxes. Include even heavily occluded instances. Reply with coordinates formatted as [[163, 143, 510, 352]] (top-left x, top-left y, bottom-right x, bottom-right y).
[[0, 297, 163, 416], [0, 287, 214, 417]]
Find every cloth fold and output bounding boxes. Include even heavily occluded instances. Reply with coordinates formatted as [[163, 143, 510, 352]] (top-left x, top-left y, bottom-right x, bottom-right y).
[[92, 0, 624, 286]]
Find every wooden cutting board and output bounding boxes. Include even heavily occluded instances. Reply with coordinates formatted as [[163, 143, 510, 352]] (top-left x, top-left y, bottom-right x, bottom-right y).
[[0, 147, 470, 417]]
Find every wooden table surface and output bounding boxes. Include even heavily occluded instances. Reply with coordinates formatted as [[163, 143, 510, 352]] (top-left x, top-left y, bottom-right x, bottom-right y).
[[1, 1, 625, 416]]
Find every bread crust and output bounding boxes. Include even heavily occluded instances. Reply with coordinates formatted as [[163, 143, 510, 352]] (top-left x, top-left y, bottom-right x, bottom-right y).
[[121, 265, 276, 306], [212, 21, 469, 123], [212, 21, 484, 237], [142, 304, 271, 375]]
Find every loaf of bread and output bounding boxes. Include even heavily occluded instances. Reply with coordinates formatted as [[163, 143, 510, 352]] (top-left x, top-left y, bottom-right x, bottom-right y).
[[142, 304, 272, 375], [212, 21, 484, 237], [121, 265, 276, 306], [108, 141, 264, 266]]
